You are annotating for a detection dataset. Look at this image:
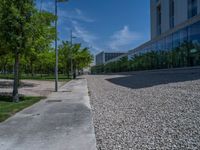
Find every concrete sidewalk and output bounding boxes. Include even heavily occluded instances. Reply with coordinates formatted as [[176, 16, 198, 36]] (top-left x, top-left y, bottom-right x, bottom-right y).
[[0, 79, 97, 150]]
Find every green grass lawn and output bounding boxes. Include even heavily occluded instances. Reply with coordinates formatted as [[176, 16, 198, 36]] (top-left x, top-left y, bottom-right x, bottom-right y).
[[0, 74, 71, 81], [0, 96, 44, 122]]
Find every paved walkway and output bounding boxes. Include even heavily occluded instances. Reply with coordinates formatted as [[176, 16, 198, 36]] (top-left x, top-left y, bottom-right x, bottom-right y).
[[0, 79, 97, 150]]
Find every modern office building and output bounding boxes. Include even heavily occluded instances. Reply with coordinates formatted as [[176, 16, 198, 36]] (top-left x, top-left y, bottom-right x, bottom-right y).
[[151, 0, 200, 39], [127, 0, 200, 65], [94, 0, 200, 67], [95, 51, 126, 65]]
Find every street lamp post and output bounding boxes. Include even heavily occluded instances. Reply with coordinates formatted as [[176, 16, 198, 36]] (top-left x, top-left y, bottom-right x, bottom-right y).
[[55, 0, 58, 92], [55, 0, 68, 92], [70, 30, 76, 79]]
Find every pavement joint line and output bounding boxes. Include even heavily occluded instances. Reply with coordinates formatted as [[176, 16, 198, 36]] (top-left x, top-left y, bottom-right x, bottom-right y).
[[60, 90, 72, 92], [46, 100, 62, 103]]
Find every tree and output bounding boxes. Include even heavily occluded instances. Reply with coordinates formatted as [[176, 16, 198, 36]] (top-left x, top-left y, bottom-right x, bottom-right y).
[[58, 41, 71, 77], [0, 0, 55, 102], [0, 0, 35, 102], [74, 47, 93, 73], [25, 11, 56, 76], [58, 42, 93, 77], [0, 53, 13, 74]]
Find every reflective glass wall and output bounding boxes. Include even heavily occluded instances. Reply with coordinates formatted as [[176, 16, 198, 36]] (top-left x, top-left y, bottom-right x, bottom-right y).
[[130, 20, 200, 66]]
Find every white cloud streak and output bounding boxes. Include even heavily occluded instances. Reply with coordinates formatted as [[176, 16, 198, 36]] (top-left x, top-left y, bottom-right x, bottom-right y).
[[58, 9, 94, 24], [40, 1, 98, 53], [72, 21, 100, 53], [40, 1, 54, 13], [41, 1, 94, 23], [39, 1, 142, 54], [108, 25, 141, 50]]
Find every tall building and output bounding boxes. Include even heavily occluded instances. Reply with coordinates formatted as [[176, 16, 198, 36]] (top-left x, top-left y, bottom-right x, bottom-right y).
[[127, 0, 200, 66], [151, 0, 200, 39], [95, 51, 126, 65]]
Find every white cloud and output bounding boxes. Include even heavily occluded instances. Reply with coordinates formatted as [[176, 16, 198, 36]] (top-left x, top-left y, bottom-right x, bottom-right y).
[[41, 2, 94, 23], [39, 1, 142, 54], [108, 25, 141, 50], [75, 8, 82, 15], [72, 21, 96, 43], [39, 1, 98, 52], [72, 21, 100, 53], [59, 8, 94, 23], [40, 1, 54, 13], [71, 24, 142, 54]]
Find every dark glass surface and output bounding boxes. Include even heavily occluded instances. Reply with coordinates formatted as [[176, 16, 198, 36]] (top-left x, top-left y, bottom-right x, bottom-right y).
[[188, 0, 197, 18]]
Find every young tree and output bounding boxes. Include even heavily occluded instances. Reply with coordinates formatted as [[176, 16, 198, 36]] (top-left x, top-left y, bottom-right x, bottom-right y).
[[25, 11, 56, 76], [58, 42, 93, 77], [58, 41, 71, 77], [0, 0, 36, 102], [71, 44, 93, 77], [0, 0, 55, 102]]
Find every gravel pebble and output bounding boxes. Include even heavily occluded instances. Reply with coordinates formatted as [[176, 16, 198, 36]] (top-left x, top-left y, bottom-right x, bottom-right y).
[[86, 68, 200, 150]]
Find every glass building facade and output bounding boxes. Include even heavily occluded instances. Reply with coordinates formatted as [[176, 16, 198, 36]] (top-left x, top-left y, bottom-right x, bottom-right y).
[[188, 0, 198, 19], [104, 52, 126, 62], [129, 20, 200, 66], [157, 4, 161, 35], [169, 0, 175, 29], [96, 52, 126, 65], [95, 52, 104, 65]]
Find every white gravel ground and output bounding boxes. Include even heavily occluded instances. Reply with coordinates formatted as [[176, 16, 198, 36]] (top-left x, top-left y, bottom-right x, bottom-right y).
[[86, 68, 200, 150]]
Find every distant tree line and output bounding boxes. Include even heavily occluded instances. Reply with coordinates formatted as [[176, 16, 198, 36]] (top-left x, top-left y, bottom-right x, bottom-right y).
[[0, 42, 93, 77], [91, 42, 200, 74]]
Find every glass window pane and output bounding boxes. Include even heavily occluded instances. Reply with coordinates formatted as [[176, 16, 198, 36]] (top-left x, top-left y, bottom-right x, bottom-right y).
[[166, 35, 173, 51], [173, 31, 180, 49], [188, 21, 200, 43]]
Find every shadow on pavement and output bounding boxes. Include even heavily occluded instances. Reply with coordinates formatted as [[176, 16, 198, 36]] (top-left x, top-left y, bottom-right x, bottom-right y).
[[106, 68, 200, 89], [0, 80, 36, 88]]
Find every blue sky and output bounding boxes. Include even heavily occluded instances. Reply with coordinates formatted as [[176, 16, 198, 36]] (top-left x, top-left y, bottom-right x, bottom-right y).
[[36, 0, 150, 55]]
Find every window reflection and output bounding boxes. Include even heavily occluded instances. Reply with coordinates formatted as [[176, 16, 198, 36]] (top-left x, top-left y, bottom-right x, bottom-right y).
[[188, 0, 197, 19], [131, 20, 200, 67]]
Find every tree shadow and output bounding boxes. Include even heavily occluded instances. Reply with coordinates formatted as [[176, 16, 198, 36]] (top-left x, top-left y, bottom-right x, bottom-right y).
[[0, 81, 36, 88], [106, 68, 200, 89]]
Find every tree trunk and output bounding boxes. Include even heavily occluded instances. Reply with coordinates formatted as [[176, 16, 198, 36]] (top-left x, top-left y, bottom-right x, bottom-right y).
[[30, 61, 34, 77], [3, 58, 8, 74], [73, 65, 76, 79], [13, 51, 20, 102]]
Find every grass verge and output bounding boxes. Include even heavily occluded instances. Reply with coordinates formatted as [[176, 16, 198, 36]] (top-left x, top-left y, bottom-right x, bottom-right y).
[[0, 96, 44, 122], [0, 74, 71, 81]]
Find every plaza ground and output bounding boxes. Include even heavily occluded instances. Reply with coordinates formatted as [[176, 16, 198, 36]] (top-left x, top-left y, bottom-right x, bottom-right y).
[[86, 67, 200, 149], [0, 68, 200, 150]]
